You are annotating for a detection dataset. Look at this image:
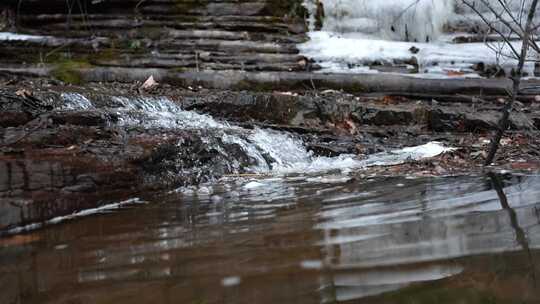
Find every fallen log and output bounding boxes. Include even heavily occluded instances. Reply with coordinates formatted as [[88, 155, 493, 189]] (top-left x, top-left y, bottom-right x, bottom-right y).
[[373, 92, 540, 103], [5, 67, 539, 97], [165, 71, 519, 95]]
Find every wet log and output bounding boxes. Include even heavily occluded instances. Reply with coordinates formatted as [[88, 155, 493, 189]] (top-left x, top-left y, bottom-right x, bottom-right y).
[[3, 68, 535, 96], [92, 57, 303, 71], [165, 71, 520, 95], [375, 93, 540, 104]]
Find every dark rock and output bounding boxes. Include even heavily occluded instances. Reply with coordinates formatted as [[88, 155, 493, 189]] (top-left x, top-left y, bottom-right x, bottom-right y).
[[409, 46, 420, 54], [359, 107, 415, 126], [49, 111, 113, 127], [429, 108, 464, 131], [0, 111, 32, 127], [1, 84, 540, 233]]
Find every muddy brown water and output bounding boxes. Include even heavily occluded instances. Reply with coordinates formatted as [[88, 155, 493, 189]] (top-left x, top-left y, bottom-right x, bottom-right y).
[[1, 173, 539, 304]]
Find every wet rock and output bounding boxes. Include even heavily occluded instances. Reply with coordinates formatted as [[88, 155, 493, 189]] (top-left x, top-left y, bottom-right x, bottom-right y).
[[1, 84, 540, 233], [409, 46, 420, 54], [49, 111, 115, 127], [307, 142, 354, 157], [0, 111, 32, 128], [357, 107, 415, 126], [429, 108, 465, 131], [134, 129, 265, 187], [61, 175, 97, 193], [0, 0, 307, 80], [185, 91, 307, 125]]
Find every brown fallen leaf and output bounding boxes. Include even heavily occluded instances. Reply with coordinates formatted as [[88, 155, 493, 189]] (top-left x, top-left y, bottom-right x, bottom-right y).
[[446, 70, 465, 76], [140, 75, 158, 91], [15, 88, 33, 98]]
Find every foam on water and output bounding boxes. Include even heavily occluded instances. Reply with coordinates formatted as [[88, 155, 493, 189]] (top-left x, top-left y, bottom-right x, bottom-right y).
[[60, 93, 453, 175], [111, 96, 227, 129], [0, 32, 49, 41], [60, 93, 94, 110]]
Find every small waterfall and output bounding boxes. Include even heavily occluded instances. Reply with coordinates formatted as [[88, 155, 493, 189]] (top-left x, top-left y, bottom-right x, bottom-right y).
[[59, 93, 452, 175]]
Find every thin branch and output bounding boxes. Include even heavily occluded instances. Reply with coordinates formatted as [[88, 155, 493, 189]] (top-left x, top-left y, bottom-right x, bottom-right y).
[[462, 0, 522, 59]]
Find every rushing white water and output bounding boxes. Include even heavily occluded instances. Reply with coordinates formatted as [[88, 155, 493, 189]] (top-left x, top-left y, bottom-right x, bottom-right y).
[[59, 94, 453, 175], [0, 32, 50, 41]]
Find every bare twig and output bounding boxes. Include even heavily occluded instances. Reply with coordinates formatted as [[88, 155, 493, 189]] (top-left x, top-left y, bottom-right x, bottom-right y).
[[480, 0, 540, 164]]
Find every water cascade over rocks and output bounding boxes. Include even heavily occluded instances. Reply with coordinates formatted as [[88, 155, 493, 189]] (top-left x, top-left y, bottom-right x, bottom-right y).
[[0, 89, 456, 233], [61, 93, 451, 175]]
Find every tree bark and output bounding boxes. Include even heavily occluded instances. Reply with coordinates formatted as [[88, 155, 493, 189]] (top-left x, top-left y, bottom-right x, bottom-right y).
[[484, 0, 540, 165]]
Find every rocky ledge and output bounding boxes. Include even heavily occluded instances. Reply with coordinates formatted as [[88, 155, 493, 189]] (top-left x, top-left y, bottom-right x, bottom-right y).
[[1, 78, 540, 233]]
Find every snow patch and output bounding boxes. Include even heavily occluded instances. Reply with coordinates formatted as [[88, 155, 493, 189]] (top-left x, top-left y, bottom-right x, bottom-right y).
[[299, 1, 539, 76], [6, 198, 145, 235], [299, 31, 535, 77], [243, 181, 265, 189], [305, 0, 454, 42]]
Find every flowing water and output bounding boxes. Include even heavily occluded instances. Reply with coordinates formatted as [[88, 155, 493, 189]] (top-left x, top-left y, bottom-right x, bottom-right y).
[[1, 173, 540, 304], [1, 94, 540, 303], [56, 93, 452, 175]]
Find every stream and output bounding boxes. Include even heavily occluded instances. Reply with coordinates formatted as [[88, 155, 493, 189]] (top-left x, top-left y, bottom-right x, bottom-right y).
[[1, 0, 540, 302], [1, 172, 540, 303], [1, 93, 540, 303]]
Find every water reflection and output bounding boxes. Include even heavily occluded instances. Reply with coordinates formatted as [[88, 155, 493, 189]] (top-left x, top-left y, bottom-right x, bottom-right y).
[[0, 174, 539, 304], [317, 175, 540, 302]]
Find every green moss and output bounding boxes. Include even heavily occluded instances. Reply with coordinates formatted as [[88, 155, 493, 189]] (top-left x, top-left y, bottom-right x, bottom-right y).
[[51, 59, 92, 85], [86, 43, 121, 64], [128, 39, 142, 50], [174, 0, 207, 13], [235, 80, 276, 92], [176, 15, 200, 23], [139, 27, 164, 40], [171, 67, 190, 73], [345, 82, 368, 93], [265, 0, 307, 20]]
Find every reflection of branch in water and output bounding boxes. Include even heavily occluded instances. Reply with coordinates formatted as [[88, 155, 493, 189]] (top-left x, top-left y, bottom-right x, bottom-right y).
[[489, 172, 537, 287]]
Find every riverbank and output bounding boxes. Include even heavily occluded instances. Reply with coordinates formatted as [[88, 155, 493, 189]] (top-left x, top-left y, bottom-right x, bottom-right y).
[[1, 77, 540, 232]]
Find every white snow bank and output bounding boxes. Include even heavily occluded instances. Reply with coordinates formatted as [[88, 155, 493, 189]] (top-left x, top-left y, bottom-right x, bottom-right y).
[[306, 0, 454, 42], [299, 31, 536, 77], [300, 0, 540, 77]]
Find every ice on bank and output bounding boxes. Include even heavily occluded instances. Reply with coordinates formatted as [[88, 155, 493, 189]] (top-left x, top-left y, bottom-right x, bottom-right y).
[[300, 0, 539, 77]]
